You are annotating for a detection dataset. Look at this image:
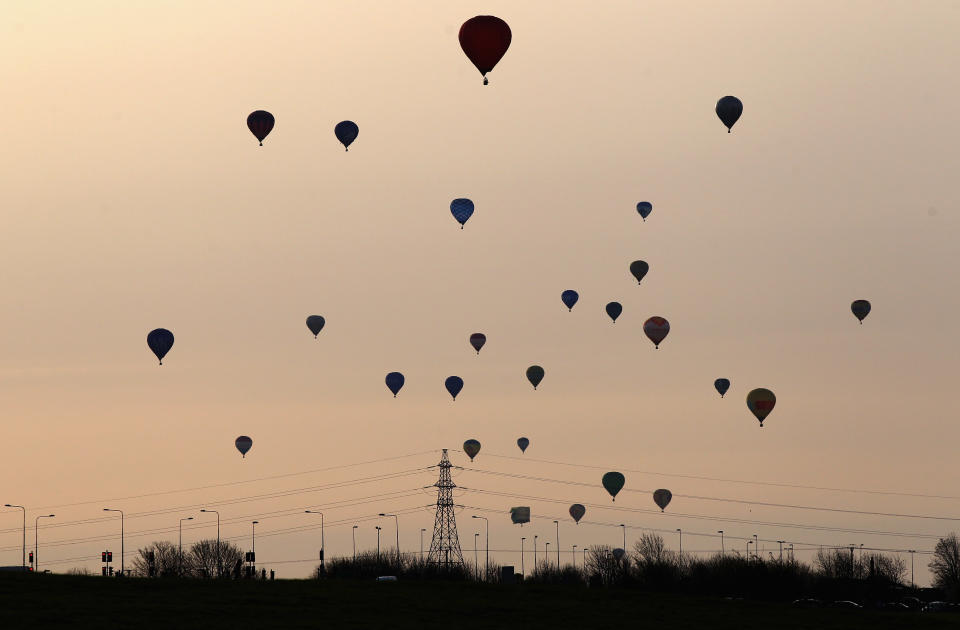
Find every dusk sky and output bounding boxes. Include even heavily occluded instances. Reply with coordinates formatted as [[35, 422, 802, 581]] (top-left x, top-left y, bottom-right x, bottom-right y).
[[1, 1, 958, 582]]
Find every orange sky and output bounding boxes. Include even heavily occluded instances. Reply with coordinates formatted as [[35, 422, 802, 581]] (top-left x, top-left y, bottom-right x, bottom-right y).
[[1, 1, 958, 582]]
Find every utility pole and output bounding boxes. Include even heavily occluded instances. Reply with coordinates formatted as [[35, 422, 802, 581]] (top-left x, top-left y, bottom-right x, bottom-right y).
[[426, 450, 464, 569]]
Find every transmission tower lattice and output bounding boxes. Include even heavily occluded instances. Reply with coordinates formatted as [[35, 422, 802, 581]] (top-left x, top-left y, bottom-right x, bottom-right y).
[[427, 449, 464, 568]]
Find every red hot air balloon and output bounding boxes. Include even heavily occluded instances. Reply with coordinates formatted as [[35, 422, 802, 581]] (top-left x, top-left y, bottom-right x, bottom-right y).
[[643, 316, 670, 349], [459, 16, 512, 85]]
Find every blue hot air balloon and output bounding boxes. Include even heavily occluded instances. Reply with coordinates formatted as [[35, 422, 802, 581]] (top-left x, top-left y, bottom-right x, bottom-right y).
[[450, 198, 474, 229], [445, 376, 464, 400], [385, 372, 405, 397], [334, 120, 359, 151], [714, 378, 730, 398], [637, 202, 653, 221], [561, 290, 579, 312], [147, 328, 174, 365], [605, 301, 623, 323]]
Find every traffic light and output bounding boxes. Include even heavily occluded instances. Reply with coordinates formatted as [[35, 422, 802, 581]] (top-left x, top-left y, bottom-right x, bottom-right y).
[[102, 552, 107, 563], [107, 552, 113, 563], [102, 567, 107, 576], [28, 551, 33, 564]]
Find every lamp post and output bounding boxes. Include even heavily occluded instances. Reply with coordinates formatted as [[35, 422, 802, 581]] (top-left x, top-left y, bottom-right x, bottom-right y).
[[620, 524, 626, 551], [521, 537, 526, 575], [553, 520, 560, 567], [379, 513, 400, 564], [102, 509, 124, 576], [305, 511, 325, 570], [375, 526, 382, 563], [34, 514, 54, 572], [747, 540, 752, 561], [777, 541, 784, 562], [179, 517, 193, 576], [677, 529, 682, 557], [545, 542, 550, 566], [753, 534, 758, 561], [534, 535, 538, 569], [200, 509, 220, 577], [573, 545, 577, 570], [717, 530, 724, 555], [420, 528, 426, 560], [352, 525, 358, 561], [789, 543, 795, 562], [4, 504, 26, 568], [909, 550, 916, 588], [471, 516, 489, 581], [474, 533, 479, 580]]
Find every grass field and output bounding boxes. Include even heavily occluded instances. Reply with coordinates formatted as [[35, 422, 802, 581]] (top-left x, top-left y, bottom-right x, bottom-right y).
[[0, 573, 956, 630]]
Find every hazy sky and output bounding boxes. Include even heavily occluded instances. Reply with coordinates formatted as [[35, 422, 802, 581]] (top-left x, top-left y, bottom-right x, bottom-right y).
[[1, 1, 959, 582]]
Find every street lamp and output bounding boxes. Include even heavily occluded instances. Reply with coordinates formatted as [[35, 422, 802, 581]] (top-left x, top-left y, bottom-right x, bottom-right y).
[[420, 528, 426, 560], [251, 521, 259, 578], [677, 529, 682, 557], [909, 550, 916, 588], [103, 509, 125, 577], [553, 520, 560, 567], [375, 526, 382, 563], [474, 533, 479, 579], [572, 545, 577, 570], [34, 514, 54, 572], [521, 537, 526, 575], [534, 535, 538, 569], [305, 511, 325, 570], [777, 541, 784, 562], [619, 524, 626, 551], [747, 540, 752, 561], [352, 525, 358, 561], [753, 534, 758, 561], [4, 504, 26, 568], [717, 530, 724, 555], [545, 541, 550, 565], [379, 513, 400, 564], [200, 509, 220, 577], [179, 517, 194, 576], [471, 516, 489, 581]]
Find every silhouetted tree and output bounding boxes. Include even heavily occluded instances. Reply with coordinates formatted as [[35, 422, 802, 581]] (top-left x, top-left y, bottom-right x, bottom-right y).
[[930, 534, 960, 600], [184, 539, 243, 578], [131, 541, 180, 577]]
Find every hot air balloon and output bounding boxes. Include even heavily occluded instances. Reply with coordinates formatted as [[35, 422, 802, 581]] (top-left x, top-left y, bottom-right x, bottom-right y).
[[637, 202, 653, 221], [385, 372, 405, 397], [715, 96, 743, 133], [463, 439, 481, 461], [235, 436, 253, 458], [851, 300, 871, 324], [630, 261, 649, 284], [510, 506, 530, 525], [612, 548, 626, 561], [605, 302, 623, 323], [643, 316, 670, 349], [569, 503, 586, 524], [517, 437, 529, 453], [246, 110, 275, 145], [602, 472, 625, 501], [561, 290, 579, 311], [653, 489, 672, 512], [147, 328, 174, 365], [459, 16, 512, 85], [306, 315, 325, 338], [445, 376, 464, 400], [334, 120, 359, 151], [450, 198, 474, 229], [526, 365, 544, 390], [470, 333, 486, 354], [746, 388, 776, 427], [714, 378, 730, 398]]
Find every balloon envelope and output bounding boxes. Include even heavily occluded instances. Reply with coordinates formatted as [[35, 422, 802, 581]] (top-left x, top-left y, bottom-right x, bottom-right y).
[[569, 503, 586, 524], [526, 365, 545, 390], [637, 201, 653, 220], [334, 120, 359, 151], [613, 548, 626, 560], [605, 301, 623, 323], [306, 315, 325, 338], [517, 437, 529, 453], [746, 388, 777, 426], [147, 328, 174, 365], [653, 489, 672, 512], [445, 376, 464, 400], [246, 110, 275, 145], [450, 198, 474, 228], [602, 471, 625, 501], [470, 333, 486, 354], [851, 299, 871, 323], [561, 290, 579, 311], [385, 372, 405, 397], [715, 96, 743, 132], [463, 439, 481, 461], [630, 260, 649, 284], [510, 506, 531, 525], [459, 16, 512, 84], [643, 316, 670, 348], [714, 378, 730, 398], [235, 435, 253, 458]]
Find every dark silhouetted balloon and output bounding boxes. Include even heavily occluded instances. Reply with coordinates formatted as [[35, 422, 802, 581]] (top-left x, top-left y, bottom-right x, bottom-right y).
[[569, 503, 585, 524], [235, 436, 253, 458], [653, 489, 672, 512], [637, 201, 653, 221], [470, 333, 486, 354], [851, 300, 871, 324], [517, 437, 529, 453], [147, 328, 174, 365], [606, 301, 623, 323], [746, 388, 776, 427], [385, 372, 405, 397], [459, 16, 512, 85], [643, 316, 670, 349], [715, 96, 743, 133], [510, 506, 531, 525], [602, 471, 625, 501], [445, 376, 464, 400], [450, 198, 474, 228], [630, 260, 649, 284], [306, 315, 325, 338], [246, 110, 275, 145], [334, 120, 359, 151], [561, 290, 579, 311], [613, 548, 626, 560], [714, 378, 730, 398], [463, 438, 481, 461], [526, 365, 544, 390]]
